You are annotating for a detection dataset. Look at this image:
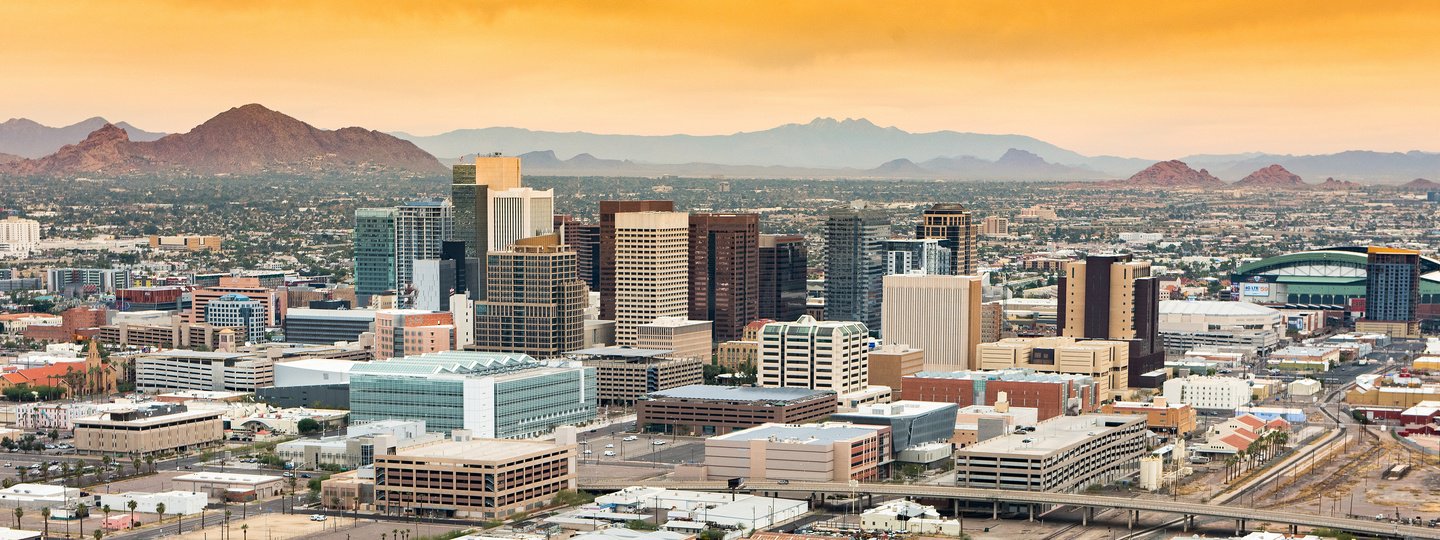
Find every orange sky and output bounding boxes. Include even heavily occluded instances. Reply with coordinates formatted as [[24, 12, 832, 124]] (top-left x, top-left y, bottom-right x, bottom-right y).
[[3, 1, 1439, 158]]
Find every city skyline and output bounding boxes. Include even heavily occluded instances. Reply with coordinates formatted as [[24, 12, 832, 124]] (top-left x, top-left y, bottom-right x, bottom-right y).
[[4, 1, 1440, 158]]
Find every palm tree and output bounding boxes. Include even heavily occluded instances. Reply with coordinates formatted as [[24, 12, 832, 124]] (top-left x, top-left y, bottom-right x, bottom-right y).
[[241, 523, 249, 540], [93, 529, 103, 540], [13, 507, 22, 529], [59, 461, 70, 486], [155, 502, 166, 529], [224, 510, 233, 540], [126, 499, 137, 529], [145, 455, 155, 474], [75, 502, 88, 539], [18, 467, 28, 483], [40, 507, 49, 538], [101, 504, 111, 528]]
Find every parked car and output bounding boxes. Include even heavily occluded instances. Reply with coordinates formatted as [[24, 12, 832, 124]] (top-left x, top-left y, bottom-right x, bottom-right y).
[[310, 514, 327, 522], [603, 451, 617, 457]]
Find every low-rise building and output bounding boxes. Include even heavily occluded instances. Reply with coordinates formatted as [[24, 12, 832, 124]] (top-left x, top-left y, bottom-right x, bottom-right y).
[[173, 472, 286, 499], [0, 483, 81, 511], [704, 422, 891, 482], [861, 500, 963, 535], [635, 385, 836, 436], [902, 369, 1100, 421], [831, 401, 958, 461], [373, 435, 575, 519], [953, 398, 1040, 447], [590, 486, 808, 532], [96, 491, 207, 516], [73, 403, 223, 457], [1161, 375, 1252, 410], [976, 337, 1130, 398], [1101, 397, 1197, 434], [634, 317, 713, 360], [1157, 300, 1284, 356], [1268, 346, 1341, 372], [954, 414, 1146, 492], [868, 344, 924, 399], [282, 308, 377, 345], [568, 347, 704, 405], [276, 420, 442, 469], [135, 350, 275, 392]]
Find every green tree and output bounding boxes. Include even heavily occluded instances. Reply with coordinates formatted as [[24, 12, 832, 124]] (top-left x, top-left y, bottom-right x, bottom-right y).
[[40, 507, 49, 538], [156, 502, 166, 528], [296, 418, 322, 435], [126, 499, 137, 529], [13, 507, 21, 529]]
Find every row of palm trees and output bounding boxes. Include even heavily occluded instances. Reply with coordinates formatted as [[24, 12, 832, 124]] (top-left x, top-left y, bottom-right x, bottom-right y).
[[1222, 430, 1292, 482]]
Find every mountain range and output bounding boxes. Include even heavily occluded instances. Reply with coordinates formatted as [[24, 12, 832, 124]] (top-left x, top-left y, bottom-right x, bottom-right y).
[[0, 117, 164, 158], [4, 108, 1440, 183], [1, 104, 444, 177]]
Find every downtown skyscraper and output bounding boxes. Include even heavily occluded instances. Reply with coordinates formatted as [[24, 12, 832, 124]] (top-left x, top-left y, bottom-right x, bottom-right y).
[[473, 234, 588, 358], [599, 200, 675, 321], [688, 213, 760, 343], [612, 210, 690, 345], [758, 234, 808, 322], [917, 203, 977, 276], [450, 155, 552, 300], [824, 201, 889, 332], [353, 201, 452, 306]]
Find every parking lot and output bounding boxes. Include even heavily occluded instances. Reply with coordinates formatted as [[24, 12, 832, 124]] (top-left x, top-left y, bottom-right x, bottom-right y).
[[577, 432, 705, 465]]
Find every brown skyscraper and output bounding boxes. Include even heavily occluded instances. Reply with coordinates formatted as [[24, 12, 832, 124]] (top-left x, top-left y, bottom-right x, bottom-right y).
[[759, 234, 808, 322], [599, 200, 675, 320], [473, 234, 587, 358], [917, 203, 977, 275], [688, 214, 760, 342], [1057, 254, 1164, 388]]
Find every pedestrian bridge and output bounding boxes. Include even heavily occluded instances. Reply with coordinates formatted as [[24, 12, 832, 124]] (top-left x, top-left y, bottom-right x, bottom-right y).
[[577, 480, 1439, 539]]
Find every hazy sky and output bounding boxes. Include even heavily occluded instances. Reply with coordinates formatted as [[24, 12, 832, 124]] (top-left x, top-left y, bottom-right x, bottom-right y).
[[4, 1, 1439, 158]]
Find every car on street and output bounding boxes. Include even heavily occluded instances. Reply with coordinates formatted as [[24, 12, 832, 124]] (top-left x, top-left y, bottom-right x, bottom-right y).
[[623, 436, 638, 442], [652, 440, 666, 446], [605, 444, 614, 448], [582, 449, 593, 455], [603, 451, 617, 457], [283, 472, 295, 477], [310, 514, 327, 522]]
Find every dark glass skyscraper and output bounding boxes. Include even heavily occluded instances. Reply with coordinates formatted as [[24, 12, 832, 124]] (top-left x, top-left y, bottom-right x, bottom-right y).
[[688, 213, 760, 342], [353, 207, 397, 303], [1362, 246, 1421, 337], [823, 202, 889, 332], [759, 234, 808, 322], [555, 215, 601, 292]]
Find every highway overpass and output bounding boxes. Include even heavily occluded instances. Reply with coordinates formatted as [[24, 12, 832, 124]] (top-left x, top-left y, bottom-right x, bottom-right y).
[[578, 480, 1440, 539]]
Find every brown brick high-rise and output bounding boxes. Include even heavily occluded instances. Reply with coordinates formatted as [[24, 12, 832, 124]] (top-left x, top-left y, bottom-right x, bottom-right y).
[[688, 214, 759, 342]]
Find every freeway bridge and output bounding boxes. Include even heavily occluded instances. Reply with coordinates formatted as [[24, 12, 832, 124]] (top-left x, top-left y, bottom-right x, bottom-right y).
[[578, 480, 1440, 539]]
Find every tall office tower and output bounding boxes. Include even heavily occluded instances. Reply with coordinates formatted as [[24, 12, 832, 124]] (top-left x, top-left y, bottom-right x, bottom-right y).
[[394, 200, 453, 298], [757, 315, 870, 395], [759, 234, 808, 322], [599, 200, 675, 321], [354, 207, 399, 302], [883, 238, 951, 275], [440, 240, 468, 297], [570, 223, 599, 292], [612, 211, 689, 345], [489, 187, 554, 253], [413, 259, 457, 312], [824, 201, 889, 333], [204, 293, 267, 344], [1358, 246, 1421, 338], [917, 203, 977, 275], [473, 234, 588, 358], [688, 213, 760, 342], [1057, 253, 1164, 388], [451, 155, 523, 300], [881, 274, 982, 370]]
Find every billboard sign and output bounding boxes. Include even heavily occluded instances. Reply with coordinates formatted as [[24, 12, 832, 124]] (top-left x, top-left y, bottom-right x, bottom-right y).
[[1241, 283, 1271, 297]]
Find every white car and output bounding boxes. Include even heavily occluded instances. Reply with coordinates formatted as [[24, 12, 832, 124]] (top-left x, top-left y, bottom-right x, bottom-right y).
[[623, 436, 638, 442], [582, 449, 593, 455], [652, 440, 667, 446], [605, 444, 615, 448], [603, 451, 617, 457], [310, 514, 327, 522]]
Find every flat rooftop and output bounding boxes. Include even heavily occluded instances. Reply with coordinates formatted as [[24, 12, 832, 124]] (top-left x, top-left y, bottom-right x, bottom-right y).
[[285, 308, 377, 320], [175, 472, 283, 485], [835, 400, 957, 418], [394, 438, 565, 461], [142, 350, 254, 360], [644, 384, 834, 403], [960, 414, 1142, 457], [712, 422, 885, 445], [75, 407, 223, 427], [569, 346, 675, 358]]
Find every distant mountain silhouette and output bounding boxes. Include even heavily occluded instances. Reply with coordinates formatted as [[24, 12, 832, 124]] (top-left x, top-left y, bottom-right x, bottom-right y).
[[469, 147, 1097, 180], [0, 117, 163, 158], [400, 117, 1138, 175], [0, 152, 19, 164], [1400, 178, 1440, 190], [2, 104, 445, 177]]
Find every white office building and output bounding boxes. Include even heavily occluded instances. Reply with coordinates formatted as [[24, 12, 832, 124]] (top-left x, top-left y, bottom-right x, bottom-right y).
[[881, 274, 983, 370], [204, 293, 268, 343], [97, 491, 207, 516], [0, 216, 40, 258], [1162, 375, 1253, 410], [489, 187, 554, 251], [394, 200, 453, 291], [613, 211, 690, 345], [758, 315, 870, 395]]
